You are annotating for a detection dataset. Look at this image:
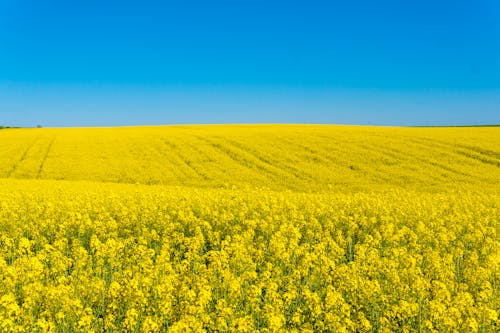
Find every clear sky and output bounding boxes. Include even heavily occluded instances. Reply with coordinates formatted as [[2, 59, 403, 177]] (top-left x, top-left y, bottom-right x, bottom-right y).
[[0, 0, 499, 127]]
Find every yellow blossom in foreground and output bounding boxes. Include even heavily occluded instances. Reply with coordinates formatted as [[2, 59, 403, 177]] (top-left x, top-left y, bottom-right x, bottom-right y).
[[0, 179, 497, 332]]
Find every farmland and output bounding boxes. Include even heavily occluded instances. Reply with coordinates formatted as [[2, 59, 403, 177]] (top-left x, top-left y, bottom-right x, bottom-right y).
[[0, 125, 499, 191], [0, 125, 499, 332]]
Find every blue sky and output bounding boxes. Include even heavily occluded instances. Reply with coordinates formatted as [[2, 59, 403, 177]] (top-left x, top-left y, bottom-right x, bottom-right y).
[[0, 0, 499, 127]]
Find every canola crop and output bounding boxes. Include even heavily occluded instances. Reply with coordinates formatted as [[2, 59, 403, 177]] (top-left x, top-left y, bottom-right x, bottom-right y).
[[0, 125, 499, 332], [0, 125, 499, 191]]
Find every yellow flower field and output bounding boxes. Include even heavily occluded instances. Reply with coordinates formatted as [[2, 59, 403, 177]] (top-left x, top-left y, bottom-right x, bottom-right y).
[[1, 125, 499, 191], [0, 125, 499, 332]]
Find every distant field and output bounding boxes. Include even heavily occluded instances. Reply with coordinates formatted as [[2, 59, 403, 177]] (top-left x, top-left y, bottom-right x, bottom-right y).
[[0, 125, 499, 332], [0, 125, 499, 191]]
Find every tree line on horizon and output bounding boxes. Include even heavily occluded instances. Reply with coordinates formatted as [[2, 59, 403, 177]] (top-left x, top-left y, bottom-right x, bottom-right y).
[[0, 125, 40, 129]]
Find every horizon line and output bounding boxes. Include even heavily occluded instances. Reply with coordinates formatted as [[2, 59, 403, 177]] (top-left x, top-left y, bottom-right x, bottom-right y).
[[2, 123, 500, 129]]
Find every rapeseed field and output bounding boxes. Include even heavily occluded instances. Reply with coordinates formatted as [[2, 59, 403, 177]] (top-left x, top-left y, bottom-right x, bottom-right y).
[[1, 125, 499, 191], [0, 125, 498, 332]]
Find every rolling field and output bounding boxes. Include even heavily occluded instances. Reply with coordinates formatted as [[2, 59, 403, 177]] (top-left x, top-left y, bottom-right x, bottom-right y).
[[0, 125, 499, 332], [0, 125, 499, 190]]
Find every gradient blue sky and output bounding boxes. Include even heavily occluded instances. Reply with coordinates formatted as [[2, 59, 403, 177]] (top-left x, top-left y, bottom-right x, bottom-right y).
[[1, 0, 499, 127]]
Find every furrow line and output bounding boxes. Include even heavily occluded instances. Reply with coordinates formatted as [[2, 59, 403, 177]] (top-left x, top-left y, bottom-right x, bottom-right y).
[[37, 137, 56, 178], [7, 137, 40, 178]]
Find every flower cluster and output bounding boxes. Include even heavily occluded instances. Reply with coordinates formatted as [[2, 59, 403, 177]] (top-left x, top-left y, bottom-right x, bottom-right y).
[[0, 180, 498, 332]]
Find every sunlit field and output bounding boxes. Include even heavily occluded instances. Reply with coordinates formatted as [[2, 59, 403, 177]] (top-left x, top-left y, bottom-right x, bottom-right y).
[[1, 125, 499, 191], [0, 125, 499, 332]]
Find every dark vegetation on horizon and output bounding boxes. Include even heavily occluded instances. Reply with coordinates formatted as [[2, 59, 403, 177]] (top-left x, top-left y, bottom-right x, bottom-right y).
[[0, 125, 26, 129]]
